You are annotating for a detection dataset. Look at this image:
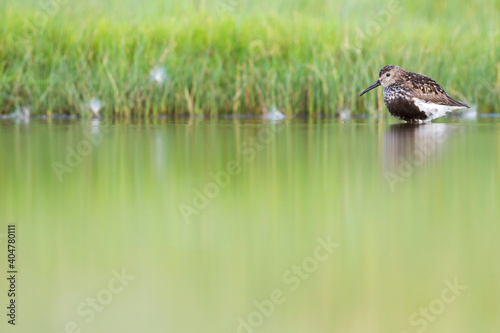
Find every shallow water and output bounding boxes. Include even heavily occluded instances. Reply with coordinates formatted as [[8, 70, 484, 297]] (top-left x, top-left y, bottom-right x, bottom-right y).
[[0, 117, 499, 332]]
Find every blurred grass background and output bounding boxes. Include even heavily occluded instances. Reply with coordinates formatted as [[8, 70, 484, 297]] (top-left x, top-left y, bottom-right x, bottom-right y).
[[0, 0, 499, 116]]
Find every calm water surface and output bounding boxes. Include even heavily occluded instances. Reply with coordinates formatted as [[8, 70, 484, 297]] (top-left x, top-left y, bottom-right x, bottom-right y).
[[0, 117, 499, 332]]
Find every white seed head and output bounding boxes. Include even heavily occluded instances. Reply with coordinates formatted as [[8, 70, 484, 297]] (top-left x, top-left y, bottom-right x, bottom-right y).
[[149, 66, 169, 86], [88, 98, 103, 115], [338, 108, 352, 120], [263, 106, 286, 120], [11, 107, 30, 119]]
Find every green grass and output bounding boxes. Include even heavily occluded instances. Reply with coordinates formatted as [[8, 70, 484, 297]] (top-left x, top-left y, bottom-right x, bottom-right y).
[[0, 0, 499, 116]]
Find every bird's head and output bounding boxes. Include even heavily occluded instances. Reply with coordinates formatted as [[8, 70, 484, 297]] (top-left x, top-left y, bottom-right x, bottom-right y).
[[359, 65, 405, 96]]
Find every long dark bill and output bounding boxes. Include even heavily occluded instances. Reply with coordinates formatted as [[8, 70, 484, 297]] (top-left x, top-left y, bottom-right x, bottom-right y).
[[359, 80, 381, 96]]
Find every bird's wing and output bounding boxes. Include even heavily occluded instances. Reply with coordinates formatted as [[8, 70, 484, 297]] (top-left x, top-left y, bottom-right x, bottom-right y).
[[403, 72, 470, 108]]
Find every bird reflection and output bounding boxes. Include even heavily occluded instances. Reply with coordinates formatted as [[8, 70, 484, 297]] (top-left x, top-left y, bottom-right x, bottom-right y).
[[383, 123, 461, 190]]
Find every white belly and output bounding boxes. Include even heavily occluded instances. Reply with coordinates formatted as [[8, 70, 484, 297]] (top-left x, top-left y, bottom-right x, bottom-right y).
[[412, 98, 464, 121]]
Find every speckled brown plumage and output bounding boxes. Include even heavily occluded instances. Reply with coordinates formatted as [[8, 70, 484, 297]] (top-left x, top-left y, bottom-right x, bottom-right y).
[[360, 65, 470, 122], [401, 71, 468, 107]]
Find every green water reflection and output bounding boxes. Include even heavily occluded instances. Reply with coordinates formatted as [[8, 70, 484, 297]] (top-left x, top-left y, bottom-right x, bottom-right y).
[[0, 118, 499, 332]]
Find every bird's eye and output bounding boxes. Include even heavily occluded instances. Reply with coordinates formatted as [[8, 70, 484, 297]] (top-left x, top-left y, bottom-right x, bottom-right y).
[[386, 73, 390, 77]]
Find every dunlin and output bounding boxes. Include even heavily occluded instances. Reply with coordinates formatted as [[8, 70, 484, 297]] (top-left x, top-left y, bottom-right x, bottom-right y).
[[359, 65, 470, 122]]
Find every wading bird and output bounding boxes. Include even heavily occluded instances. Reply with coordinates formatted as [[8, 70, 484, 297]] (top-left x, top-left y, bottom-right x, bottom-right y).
[[359, 65, 469, 122]]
